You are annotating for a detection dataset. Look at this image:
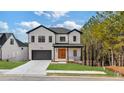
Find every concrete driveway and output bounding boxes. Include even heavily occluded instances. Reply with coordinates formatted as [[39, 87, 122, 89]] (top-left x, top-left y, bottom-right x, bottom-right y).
[[4, 60, 51, 76]]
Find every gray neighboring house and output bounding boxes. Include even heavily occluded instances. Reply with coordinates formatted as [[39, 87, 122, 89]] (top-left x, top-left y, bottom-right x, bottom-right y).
[[0, 33, 28, 61], [27, 25, 83, 62]]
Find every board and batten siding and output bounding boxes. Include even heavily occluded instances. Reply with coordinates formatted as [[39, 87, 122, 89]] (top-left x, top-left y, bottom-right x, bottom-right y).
[[28, 27, 55, 60], [55, 31, 81, 44], [18, 47, 28, 60], [56, 34, 68, 43], [1, 35, 28, 61], [69, 31, 81, 44]]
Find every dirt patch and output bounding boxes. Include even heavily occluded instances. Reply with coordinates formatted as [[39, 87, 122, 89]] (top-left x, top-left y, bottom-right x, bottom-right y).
[[106, 66, 124, 76]]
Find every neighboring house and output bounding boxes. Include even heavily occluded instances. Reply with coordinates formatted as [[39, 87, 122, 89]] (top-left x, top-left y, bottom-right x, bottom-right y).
[[0, 33, 28, 61], [27, 25, 83, 62]]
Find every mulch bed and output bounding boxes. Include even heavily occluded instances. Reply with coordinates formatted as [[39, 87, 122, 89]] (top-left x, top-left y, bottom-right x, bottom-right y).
[[106, 66, 124, 76]]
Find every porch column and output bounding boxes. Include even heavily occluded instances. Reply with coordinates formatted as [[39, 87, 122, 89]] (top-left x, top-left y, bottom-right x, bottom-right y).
[[81, 47, 83, 61], [53, 47, 55, 62], [67, 47, 69, 62]]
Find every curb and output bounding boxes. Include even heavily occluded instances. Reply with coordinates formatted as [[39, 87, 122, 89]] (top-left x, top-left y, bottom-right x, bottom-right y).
[[47, 70, 106, 75]]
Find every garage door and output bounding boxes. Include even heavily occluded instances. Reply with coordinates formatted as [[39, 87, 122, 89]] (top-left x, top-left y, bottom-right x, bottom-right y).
[[32, 50, 51, 60]]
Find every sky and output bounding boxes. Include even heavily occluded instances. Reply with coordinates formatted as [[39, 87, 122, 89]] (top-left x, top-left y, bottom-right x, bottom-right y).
[[0, 11, 96, 42]]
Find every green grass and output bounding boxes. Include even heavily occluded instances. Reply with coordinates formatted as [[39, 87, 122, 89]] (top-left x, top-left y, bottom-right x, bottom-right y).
[[47, 63, 118, 77], [47, 63, 104, 71], [0, 60, 27, 69]]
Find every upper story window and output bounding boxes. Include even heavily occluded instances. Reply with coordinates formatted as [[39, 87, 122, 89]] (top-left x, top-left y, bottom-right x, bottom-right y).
[[38, 36, 45, 42], [31, 36, 35, 42], [38, 36, 42, 42], [73, 36, 77, 42], [60, 36, 65, 42], [49, 36, 52, 43], [10, 39, 14, 45]]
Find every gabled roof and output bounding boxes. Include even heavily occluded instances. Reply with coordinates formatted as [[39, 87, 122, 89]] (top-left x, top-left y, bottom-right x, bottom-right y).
[[0, 33, 12, 47], [68, 29, 83, 34], [26, 25, 56, 34], [26, 25, 82, 34], [15, 39, 28, 47], [0, 33, 27, 47]]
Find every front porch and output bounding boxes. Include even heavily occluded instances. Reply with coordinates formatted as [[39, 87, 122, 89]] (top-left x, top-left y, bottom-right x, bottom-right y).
[[53, 44, 83, 62]]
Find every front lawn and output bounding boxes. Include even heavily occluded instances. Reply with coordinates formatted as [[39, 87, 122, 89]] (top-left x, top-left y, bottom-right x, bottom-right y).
[[0, 60, 27, 69], [47, 63, 104, 71], [47, 63, 117, 77]]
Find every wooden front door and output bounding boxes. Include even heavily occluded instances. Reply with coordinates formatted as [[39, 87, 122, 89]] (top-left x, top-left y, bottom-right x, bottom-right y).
[[58, 48, 66, 59]]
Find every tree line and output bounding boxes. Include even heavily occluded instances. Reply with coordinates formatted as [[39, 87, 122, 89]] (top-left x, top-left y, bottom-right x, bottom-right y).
[[81, 11, 124, 66]]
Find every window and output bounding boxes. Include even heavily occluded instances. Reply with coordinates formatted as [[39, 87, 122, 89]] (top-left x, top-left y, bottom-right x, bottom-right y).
[[38, 36, 42, 42], [73, 36, 76, 42], [73, 50, 77, 57], [38, 36, 45, 42], [10, 39, 14, 45], [60, 36, 65, 42], [49, 36, 52, 42], [31, 36, 35, 42]]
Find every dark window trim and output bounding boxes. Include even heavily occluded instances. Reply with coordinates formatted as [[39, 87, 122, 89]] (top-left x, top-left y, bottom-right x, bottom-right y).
[[31, 36, 35, 42], [73, 36, 76, 42], [10, 39, 14, 45], [38, 36, 42, 42], [60, 36, 66, 42], [38, 36, 45, 43], [49, 36, 52, 43]]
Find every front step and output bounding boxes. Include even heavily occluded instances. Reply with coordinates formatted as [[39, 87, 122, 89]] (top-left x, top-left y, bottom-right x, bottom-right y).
[[51, 61, 67, 64]]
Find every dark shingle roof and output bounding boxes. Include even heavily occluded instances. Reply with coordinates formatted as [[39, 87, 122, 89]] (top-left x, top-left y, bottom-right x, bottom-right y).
[[26, 25, 56, 34], [0, 33, 27, 47], [26, 25, 82, 34], [0, 33, 12, 47], [49, 27, 71, 34], [15, 39, 27, 47]]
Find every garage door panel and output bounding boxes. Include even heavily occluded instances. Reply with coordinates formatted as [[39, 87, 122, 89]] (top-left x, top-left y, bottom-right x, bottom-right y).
[[32, 50, 51, 60]]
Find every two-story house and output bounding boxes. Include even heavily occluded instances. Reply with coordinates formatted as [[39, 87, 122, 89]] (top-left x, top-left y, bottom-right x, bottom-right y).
[[27, 25, 83, 62]]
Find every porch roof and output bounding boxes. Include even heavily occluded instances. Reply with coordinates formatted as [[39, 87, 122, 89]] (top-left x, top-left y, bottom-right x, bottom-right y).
[[53, 44, 83, 48]]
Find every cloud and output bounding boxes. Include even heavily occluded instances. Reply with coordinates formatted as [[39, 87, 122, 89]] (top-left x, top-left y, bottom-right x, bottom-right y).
[[18, 21, 41, 29], [34, 11, 51, 17], [53, 21, 82, 30], [12, 28, 27, 33], [0, 21, 9, 32], [11, 28, 28, 42], [34, 11, 69, 19], [50, 11, 69, 19], [14, 21, 41, 42]]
